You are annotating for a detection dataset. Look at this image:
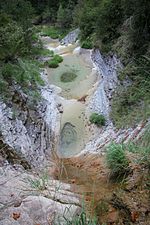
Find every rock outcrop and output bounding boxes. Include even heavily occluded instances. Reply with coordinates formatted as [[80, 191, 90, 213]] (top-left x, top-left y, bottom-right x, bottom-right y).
[[60, 29, 80, 45], [88, 49, 121, 120], [0, 162, 80, 225], [83, 49, 149, 155], [0, 70, 61, 168]]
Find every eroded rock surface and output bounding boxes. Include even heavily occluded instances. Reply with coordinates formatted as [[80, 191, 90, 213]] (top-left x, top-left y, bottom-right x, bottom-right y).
[[0, 70, 61, 168], [88, 49, 121, 120], [61, 29, 80, 45], [0, 161, 80, 225]]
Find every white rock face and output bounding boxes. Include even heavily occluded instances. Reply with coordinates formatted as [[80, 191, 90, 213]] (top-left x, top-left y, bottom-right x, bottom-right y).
[[0, 102, 33, 159], [0, 70, 61, 168], [61, 29, 80, 45], [0, 164, 80, 225], [73, 46, 81, 55], [88, 49, 121, 121], [81, 49, 149, 155]]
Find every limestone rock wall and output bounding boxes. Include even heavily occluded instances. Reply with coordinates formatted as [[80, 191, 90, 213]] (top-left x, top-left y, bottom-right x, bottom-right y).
[[88, 49, 121, 120], [0, 70, 61, 168]]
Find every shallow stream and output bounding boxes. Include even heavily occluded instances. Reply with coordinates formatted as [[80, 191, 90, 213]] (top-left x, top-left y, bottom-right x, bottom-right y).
[[45, 38, 97, 157]]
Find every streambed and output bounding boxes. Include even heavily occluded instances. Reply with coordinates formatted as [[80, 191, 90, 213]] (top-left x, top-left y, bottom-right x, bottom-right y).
[[45, 38, 97, 157]]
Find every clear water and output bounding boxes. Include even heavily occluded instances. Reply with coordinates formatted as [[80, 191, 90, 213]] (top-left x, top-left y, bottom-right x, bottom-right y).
[[47, 54, 95, 99], [45, 40, 97, 157], [58, 100, 89, 157]]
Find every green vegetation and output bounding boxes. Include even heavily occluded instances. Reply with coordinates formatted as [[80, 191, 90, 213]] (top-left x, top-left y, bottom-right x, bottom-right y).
[[57, 1, 78, 30], [95, 200, 109, 216], [126, 126, 150, 169], [62, 210, 98, 225], [89, 113, 106, 127], [53, 54, 63, 63], [81, 38, 93, 49], [0, 0, 47, 104], [106, 143, 129, 179], [47, 54, 63, 68], [73, 0, 150, 127], [111, 56, 150, 128], [41, 26, 61, 39], [36, 48, 54, 57], [48, 60, 59, 68], [28, 171, 48, 191], [106, 126, 150, 180], [60, 72, 77, 82], [0, 58, 44, 103]]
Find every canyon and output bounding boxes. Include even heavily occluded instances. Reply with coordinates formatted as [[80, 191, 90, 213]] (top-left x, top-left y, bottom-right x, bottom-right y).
[[0, 30, 149, 225]]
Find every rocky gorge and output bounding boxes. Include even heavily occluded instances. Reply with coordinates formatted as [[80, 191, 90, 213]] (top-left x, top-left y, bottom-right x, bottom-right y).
[[0, 29, 149, 225]]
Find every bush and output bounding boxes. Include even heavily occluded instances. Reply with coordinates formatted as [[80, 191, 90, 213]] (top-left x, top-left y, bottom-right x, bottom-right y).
[[106, 143, 129, 179], [111, 55, 150, 128], [0, 20, 26, 61], [81, 38, 93, 49], [48, 60, 59, 68], [53, 54, 63, 63], [89, 113, 105, 126], [41, 26, 60, 39], [47, 54, 63, 68], [60, 72, 77, 82], [39, 49, 54, 57]]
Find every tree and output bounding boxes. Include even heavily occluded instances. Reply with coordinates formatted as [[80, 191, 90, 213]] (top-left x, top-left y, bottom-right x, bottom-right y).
[[96, 0, 123, 45], [73, 0, 99, 40], [129, 0, 150, 54], [0, 0, 34, 30], [57, 4, 71, 29], [0, 0, 35, 50], [0, 17, 26, 61]]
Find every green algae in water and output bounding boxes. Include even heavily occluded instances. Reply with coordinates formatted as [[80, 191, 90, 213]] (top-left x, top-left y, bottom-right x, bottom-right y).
[[60, 71, 77, 82], [47, 54, 93, 99]]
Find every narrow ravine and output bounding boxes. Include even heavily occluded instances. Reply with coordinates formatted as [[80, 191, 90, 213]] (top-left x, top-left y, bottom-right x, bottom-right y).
[[43, 37, 98, 158], [41, 36, 118, 220]]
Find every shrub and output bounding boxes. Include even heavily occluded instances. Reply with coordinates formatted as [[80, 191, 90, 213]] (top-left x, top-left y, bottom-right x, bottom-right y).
[[81, 38, 93, 49], [111, 56, 150, 128], [47, 54, 63, 68], [39, 49, 54, 57], [48, 59, 59, 68], [95, 200, 109, 216], [126, 127, 150, 169], [0, 20, 26, 61], [53, 54, 63, 63], [106, 143, 129, 179], [41, 26, 60, 39], [60, 72, 77, 82], [89, 113, 105, 126]]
